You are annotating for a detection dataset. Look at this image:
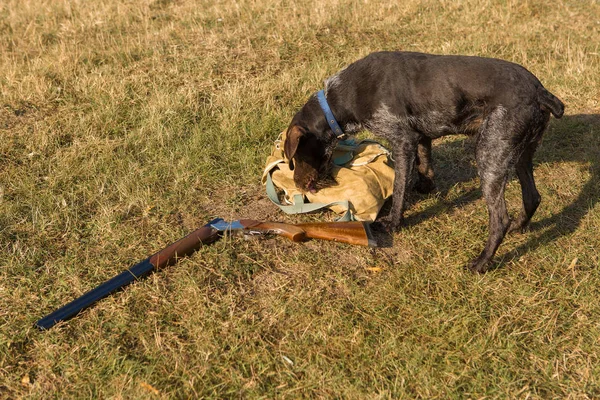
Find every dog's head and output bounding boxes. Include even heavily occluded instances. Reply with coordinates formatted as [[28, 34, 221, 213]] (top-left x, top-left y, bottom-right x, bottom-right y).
[[284, 124, 337, 193]]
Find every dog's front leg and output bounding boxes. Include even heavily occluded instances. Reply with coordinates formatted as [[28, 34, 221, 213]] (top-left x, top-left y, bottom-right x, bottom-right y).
[[379, 133, 419, 231]]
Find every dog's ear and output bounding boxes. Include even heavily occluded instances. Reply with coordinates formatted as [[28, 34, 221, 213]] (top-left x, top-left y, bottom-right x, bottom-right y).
[[284, 125, 305, 170]]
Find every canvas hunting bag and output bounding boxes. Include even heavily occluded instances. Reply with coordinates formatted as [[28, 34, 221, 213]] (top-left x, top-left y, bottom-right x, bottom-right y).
[[262, 131, 395, 221]]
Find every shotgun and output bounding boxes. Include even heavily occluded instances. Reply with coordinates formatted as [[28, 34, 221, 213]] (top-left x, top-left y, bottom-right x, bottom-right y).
[[36, 218, 375, 330]]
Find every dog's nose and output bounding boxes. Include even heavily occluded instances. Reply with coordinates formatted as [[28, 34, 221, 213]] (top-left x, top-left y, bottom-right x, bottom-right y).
[[306, 181, 317, 194]]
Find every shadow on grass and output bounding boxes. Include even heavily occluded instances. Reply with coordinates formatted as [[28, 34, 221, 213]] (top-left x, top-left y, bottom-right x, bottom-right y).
[[377, 114, 600, 268], [505, 114, 600, 266], [371, 137, 481, 246]]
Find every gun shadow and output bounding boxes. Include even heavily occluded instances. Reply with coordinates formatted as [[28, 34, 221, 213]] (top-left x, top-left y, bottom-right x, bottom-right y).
[[377, 114, 600, 268]]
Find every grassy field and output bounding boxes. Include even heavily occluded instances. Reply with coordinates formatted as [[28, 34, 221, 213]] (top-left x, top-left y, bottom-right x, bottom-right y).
[[2, 0, 600, 397]]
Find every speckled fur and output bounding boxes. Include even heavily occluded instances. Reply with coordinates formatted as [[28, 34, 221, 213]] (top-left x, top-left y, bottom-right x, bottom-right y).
[[285, 51, 564, 272]]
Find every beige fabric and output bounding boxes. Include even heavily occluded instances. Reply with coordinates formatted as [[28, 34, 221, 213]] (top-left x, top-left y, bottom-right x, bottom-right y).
[[262, 131, 395, 221]]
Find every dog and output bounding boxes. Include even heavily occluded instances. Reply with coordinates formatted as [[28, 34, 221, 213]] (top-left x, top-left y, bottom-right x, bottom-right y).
[[284, 51, 564, 273]]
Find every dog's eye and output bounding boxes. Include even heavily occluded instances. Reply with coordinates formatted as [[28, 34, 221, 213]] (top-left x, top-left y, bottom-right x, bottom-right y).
[[288, 159, 295, 171]]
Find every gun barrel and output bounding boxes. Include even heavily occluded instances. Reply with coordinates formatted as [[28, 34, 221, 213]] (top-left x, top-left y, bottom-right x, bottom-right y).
[[35, 258, 155, 330], [36, 219, 222, 330]]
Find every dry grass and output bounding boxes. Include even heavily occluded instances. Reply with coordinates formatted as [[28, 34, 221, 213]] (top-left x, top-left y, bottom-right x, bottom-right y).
[[1, 0, 600, 398]]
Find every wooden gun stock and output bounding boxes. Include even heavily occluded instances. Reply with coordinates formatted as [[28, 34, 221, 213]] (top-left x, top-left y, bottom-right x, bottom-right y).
[[149, 225, 220, 269], [238, 219, 375, 247]]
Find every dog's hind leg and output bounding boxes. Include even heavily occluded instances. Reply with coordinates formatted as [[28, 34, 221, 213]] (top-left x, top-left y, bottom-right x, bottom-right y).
[[509, 114, 548, 234], [468, 109, 515, 273], [508, 143, 541, 234], [468, 172, 511, 273], [415, 136, 436, 194]]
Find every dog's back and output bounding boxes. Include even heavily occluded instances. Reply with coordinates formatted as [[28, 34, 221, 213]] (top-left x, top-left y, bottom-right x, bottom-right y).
[[327, 51, 563, 129]]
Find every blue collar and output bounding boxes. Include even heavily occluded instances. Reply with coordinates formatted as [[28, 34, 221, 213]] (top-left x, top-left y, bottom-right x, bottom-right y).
[[316, 90, 345, 138]]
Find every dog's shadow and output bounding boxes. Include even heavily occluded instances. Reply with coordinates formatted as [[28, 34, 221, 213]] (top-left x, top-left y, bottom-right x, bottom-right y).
[[375, 114, 600, 265]]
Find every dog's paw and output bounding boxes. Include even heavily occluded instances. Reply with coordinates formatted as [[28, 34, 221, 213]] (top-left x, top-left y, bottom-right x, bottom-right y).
[[508, 219, 529, 235], [373, 217, 402, 233], [466, 256, 490, 274]]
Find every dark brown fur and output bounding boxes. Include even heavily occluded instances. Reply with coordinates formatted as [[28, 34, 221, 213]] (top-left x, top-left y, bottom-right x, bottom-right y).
[[285, 51, 564, 272]]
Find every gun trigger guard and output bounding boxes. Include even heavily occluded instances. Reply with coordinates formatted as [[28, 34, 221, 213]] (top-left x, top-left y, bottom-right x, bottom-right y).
[[245, 229, 266, 236], [244, 229, 284, 238]]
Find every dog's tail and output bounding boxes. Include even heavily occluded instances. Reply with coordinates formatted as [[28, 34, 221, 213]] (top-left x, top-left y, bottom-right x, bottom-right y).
[[538, 87, 564, 118]]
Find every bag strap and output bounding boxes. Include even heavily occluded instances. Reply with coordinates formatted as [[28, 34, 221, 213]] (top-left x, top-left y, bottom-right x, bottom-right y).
[[265, 173, 354, 221], [332, 139, 389, 165]]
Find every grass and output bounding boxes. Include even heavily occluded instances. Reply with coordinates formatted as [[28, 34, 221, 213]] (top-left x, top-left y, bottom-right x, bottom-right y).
[[1, 0, 600, 397]]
